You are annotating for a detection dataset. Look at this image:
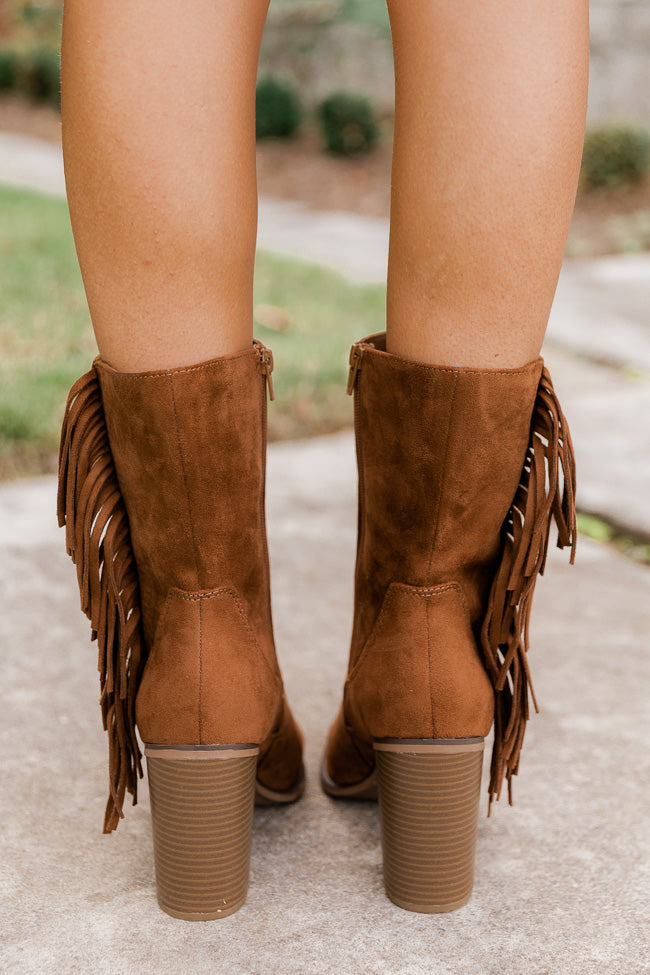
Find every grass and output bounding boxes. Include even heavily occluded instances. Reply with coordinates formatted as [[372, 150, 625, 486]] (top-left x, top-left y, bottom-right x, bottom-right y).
[[576, 512, 650, 566], [0, 184, 386, 479], [0, 186, 95, 478]]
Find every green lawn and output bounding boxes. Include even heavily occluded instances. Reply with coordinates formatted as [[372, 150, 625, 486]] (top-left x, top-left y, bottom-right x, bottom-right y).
[[0, 185, 386, 478], [576, 512, 650, 566]]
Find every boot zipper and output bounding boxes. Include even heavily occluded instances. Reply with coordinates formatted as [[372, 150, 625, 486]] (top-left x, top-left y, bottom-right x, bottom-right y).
[[348, 338, 371, 665], [254, 339, 274, 625], [255, 343, 275, 401], [347, 341, 368, 395]]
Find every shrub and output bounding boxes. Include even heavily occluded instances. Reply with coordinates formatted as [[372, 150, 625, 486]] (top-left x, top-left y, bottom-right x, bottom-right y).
[[581, 123, 650, 190], [20, 46, 61, 106], [318, 92, 379, 156], [1, 44, 61, 105], [255, 76, 302, 139], [0, 49, 18, 91]]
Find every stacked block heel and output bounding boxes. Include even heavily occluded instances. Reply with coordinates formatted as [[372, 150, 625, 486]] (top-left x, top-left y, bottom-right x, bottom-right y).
[[374, 738, 484, 913], [145, 744, 259, 921]]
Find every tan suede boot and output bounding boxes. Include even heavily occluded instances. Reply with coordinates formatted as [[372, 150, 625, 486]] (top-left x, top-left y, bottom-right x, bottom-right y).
[[58, 339, 304, 920], [322, 331, 576, 913]]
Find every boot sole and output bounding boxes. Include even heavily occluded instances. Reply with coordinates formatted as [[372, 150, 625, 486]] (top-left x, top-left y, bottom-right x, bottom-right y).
[[254, 772, 306, 806], [374, 737, 484, 913], [145, 743, 259, 921], [320, 760, 378, 800]]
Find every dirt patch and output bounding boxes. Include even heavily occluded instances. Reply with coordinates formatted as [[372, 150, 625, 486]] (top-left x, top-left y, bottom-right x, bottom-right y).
[[256, 127, 392, 219], [3, 93, 650, 257], [0, 93, 62, 143], [570, 176, 650, 256]]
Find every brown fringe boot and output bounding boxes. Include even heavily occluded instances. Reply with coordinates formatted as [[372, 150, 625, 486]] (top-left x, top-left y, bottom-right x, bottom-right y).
[[322, 331, 576, 913], [58, 339, 304, 920]]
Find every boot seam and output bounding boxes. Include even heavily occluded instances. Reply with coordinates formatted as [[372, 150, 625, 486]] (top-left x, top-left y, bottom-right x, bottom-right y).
[[141, 586, 282, 745], [359, 343, 543, 378], [198, 597, 203, 744], [340, 685, 375, 772], [346, 580, 477, 744], [161, 586, 282, 687], [347, 581, 467, 684], [258, 695, 288, 758], [93, 347, 258, 380], [425, 597, 434, 737], [168, 374, 201, 588], [426, 372, 458, 579]]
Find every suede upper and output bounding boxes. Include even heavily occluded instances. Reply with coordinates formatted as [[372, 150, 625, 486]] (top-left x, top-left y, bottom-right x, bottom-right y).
[[326, 331, 544, 786], [95, 343, 303, 791]]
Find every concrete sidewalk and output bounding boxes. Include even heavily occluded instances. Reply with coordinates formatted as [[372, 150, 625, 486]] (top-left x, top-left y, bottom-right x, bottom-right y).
[[1, 131, 650, 974], [1, 439, 650, 975]]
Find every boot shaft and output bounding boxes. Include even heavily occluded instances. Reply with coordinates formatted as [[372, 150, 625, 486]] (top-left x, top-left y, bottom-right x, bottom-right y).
[[337, 330, 576, 805], [95, 341, 274, 650], [58, 339, 306, 831], [348, 331, 544, 656]]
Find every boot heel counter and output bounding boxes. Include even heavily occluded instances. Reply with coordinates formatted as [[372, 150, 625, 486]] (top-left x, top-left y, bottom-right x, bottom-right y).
[[423, 583, 494, 738], [136, 587, 280, 746], [347, 582, 494, 740]]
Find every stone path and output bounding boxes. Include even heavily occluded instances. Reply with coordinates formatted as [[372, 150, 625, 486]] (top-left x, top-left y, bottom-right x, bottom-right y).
[[2, 441, 649, 975]]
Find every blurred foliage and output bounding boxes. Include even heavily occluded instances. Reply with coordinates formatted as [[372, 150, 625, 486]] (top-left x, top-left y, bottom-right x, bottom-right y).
[[0, 46, 17, 89], [576, 513, 650, 566], [0, 42, 60, 105], [16, 43, 59, 104], [0, 0, 61, 104], [318, 91, 379, 155], [256, 76, 303, 139], [581, 123, 650, 190], [576, 513, 613, 543]]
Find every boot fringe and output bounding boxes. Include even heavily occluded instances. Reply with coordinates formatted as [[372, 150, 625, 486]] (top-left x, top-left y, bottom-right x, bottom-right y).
[[481, 366, 576, 811], [57, 367, 144, 832]]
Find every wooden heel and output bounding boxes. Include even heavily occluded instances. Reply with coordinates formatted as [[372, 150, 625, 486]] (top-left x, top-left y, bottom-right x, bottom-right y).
[[374, 738, 484, 913], [145, 744, 259, 921]]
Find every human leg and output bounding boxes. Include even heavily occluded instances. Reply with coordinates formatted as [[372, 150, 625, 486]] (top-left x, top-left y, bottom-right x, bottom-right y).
[[62, 0, 269, 370], [323, 0, 586, 912], [59, 0, 304, 920], [385, 0, 589, 367]]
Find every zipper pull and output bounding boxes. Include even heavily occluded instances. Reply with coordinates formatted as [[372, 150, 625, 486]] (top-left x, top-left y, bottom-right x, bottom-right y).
[[256, 344, 275, 401], [347, 341, 367, 395]]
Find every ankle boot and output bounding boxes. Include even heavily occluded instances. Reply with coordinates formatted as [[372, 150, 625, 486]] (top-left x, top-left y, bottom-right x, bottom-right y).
[[58, 338, 304, 920], [322, 331, 576, 913]]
